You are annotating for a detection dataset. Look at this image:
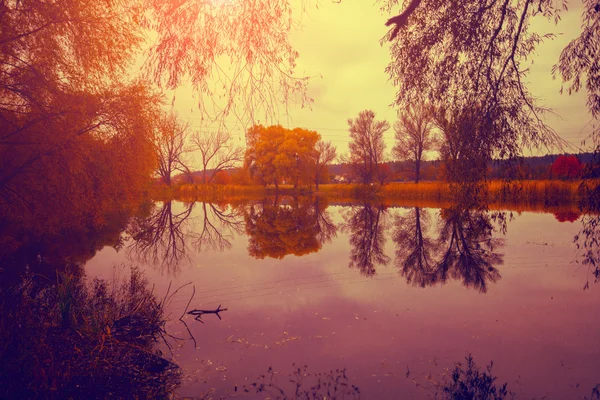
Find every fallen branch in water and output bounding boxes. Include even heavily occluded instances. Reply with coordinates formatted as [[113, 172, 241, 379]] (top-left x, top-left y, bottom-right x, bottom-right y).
[[187, 304, 228, 323]]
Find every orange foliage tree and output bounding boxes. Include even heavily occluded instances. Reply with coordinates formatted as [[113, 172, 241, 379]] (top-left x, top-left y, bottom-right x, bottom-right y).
[[0, 0, 162, 221], [244, 125, 320, 189]]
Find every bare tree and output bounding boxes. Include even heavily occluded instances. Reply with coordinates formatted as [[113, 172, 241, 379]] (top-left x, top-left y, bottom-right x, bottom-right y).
[[312, 140, 337, 190], [155, 113, 192, 186], [347, 110, 390, 185], [393, 103, 437, 183], [191, 130, 244, 184]]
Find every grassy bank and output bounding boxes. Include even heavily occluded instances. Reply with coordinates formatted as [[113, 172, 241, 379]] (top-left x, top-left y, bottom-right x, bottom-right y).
[[153, 179, 593, 209], [317, 180, 588, 205]]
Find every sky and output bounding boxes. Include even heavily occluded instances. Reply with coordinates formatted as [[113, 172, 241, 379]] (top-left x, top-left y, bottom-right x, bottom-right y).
[[169, 1, 595, 166]]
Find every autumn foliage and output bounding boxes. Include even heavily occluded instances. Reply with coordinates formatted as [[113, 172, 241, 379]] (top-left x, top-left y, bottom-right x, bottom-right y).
[[551, 155, 582, 179], [244, 125, 336, 189]]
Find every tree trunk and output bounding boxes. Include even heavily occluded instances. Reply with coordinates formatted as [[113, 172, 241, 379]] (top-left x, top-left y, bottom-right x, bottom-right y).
[[415, 158, 421, 183], [315, 161, 320, 191]]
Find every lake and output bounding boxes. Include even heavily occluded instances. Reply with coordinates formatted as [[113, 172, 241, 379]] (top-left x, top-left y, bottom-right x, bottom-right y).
[[78, 198, 600, 399]]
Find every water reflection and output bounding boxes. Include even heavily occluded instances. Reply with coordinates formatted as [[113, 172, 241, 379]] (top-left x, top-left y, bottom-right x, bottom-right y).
[[394, 206, 505, 293], [128, 200, 194, 274], [576, 213, 600, 289], [242, 365, 360, 399], [436, 206, 504, 293], [393, 207, 438, 287], [191, 200, 245, 252], [341, 201, 390, 276], [244, 196, 337, 259]]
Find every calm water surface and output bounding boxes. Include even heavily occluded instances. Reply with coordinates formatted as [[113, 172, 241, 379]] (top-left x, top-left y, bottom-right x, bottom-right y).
[[85, 199, 600, 399]]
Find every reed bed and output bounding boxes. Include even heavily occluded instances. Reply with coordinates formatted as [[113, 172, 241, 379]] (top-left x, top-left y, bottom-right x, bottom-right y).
[[152, 180, 594, 212]]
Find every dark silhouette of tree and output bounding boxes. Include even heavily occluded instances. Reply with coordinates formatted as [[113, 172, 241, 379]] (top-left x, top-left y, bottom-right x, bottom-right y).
[[553, 1, 600, 129], [434, 206, 505, 293], [392, 203, 506, 292], [191, 130, 244, 184], [383, 0, 563, 177], [393, 207, 438, 287], [341, 202, 390, 276], [155, 112, 193, 186], [393, 103, 437, 183], [128, 201, 194, 274], [345, 110, 390, 185], [433, 354, 512, 399], [575, 213, 600, 290], [244, 196, 336, 259], [431, 105, 493, 184], [311, 140, 337, 190]]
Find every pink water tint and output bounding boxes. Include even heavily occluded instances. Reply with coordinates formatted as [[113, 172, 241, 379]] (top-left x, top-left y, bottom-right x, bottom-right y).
[[84, 204, 600, 399]]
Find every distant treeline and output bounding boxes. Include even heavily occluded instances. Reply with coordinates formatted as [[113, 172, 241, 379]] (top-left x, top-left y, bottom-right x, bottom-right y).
[[174, 152, 594, 185]]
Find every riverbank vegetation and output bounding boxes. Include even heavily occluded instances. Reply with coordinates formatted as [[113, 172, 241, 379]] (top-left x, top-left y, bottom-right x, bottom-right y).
[[158, 178, 594, 209]]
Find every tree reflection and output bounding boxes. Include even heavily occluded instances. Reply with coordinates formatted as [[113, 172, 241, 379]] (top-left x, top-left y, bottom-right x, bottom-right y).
[[394, 206, 505, 293], [341, 202, 390, 276], [128, 200, 194, 274], [435, 207, 504, 293], [192, 201, 245, 252], [393, 207, 438, 287], [244, 196, 337, 259], [576, 213, 600, 290]]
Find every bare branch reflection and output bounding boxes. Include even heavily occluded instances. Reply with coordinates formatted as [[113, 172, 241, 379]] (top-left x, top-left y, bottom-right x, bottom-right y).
[[341, 202, 390, 277], [191, 201, 244, 252], [128, 201, 194, 274]]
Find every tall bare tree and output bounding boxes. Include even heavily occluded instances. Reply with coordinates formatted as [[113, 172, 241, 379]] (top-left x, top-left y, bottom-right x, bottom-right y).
[[312, 140, 337, 190], [393, 103, 437, 183], [155, 113, 192, 186], [191, 130, 244, 184], [346, 110, 390, 185]]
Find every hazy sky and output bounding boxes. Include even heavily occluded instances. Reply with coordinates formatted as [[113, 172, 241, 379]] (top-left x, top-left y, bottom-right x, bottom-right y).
[[171, 1, 594, 162]]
